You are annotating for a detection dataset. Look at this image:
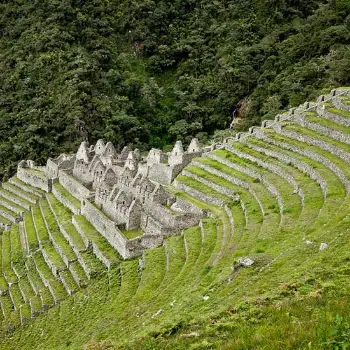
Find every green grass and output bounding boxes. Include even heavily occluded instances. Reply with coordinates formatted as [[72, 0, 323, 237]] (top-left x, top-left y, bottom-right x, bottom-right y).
[[60, 270, 78, 293], [32, 203, 50, 244], [327, 106, 350, 118], [33, 251, 67, 301], [23, 211, 39, 251], [18, 277, 36, 304], [10, 224, 23, 265], [20, 304, 31, 320], [0, 215, 11, 226], [120, 228, 143, 240], [39, 198, 77, 261], [286, 124, 350, 154], [9, 284, 24, 310], [0, 203, 17, 219]]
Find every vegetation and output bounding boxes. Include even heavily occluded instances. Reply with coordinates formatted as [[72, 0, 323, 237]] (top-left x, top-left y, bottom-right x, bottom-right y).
[[0, 0, 350, 179]]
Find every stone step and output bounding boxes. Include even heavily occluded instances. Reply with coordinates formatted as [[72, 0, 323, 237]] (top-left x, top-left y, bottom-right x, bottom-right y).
[[32, 251, 67, 304], [0, 195, 25, 215], [0, 203, 19, 223], [2, 183, 38, 204], [9, 176, 44, 198], [0, 188, 31, 211], [59, 270, 78, 295], [25, 258, 54, 311]]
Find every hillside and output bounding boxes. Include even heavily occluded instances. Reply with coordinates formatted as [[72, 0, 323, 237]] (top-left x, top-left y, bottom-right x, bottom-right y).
[[0, 0, 350, 180], [0, 88, 348, 349]]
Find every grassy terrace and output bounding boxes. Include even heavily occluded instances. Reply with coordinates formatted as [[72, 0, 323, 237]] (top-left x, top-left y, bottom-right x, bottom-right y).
[[23, 212, 39, 251], [250, 133, 346, 222], [18, 277, 36, 304], [2, 90, 350, 348], [3, 183, 39, 203], [306, 114, 350, 135], [53, 183, 81, 210], [0, 188, 31, 209], [0, 195, 25, 213], [46, 194, 85, 251], [9, 284, 24, 311], [237, 139, 325, 231], [0, 215, 11, 226], [213, 148, 301, 231], [33, 251, 66, 301], [69, 261, 88, 287], [0, 204, 17, 219], [327, 106, 350, 118], [176, 175, 232, 203], [184, 164, 268, 242], [285, 124, 350, 154], [26, 258, 54, 308], [10, 176, 44, 196], [197, 156, 282, 228], [73, 215, 121, 263], [39, 198, 77, 262], [32, 204, 50, 244]]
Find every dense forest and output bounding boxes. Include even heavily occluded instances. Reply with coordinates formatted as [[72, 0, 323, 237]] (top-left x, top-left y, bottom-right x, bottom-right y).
[[0, 0, 349, 179]]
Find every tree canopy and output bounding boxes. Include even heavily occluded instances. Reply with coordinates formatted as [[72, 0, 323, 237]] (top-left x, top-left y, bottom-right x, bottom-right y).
[[0, 0, 349, 179]]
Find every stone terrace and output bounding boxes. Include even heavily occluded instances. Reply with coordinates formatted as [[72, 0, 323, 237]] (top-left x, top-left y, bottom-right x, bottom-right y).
[[0, 87, 350, 334]]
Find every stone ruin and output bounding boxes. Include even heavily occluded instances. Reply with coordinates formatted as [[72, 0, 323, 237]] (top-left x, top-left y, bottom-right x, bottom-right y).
[[20, 138, 205, 258]]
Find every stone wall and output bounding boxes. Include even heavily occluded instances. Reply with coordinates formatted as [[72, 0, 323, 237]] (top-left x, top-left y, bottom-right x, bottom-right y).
[[17, 167, 52, 192], [294, 116, 350, 145], [275, 125, 350, 164], [52, 185, 80, 215], [58, 170, 93, 200], [332, 96, 350, 112], [174, 197, 204, 216], [81, 199, 143, 259], [148, 163, 184, 184], [316, 104, 350, 127]]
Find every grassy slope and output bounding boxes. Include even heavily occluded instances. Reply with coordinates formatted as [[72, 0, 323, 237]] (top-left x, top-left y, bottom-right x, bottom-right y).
[[2, 95, 350, 349]]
